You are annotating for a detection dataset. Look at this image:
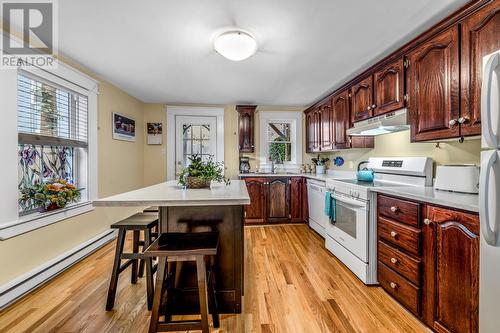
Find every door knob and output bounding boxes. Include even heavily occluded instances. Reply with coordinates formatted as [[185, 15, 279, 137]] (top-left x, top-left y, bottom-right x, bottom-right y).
[[390, 257, 398, 264], [390, 231, 398, 238], [424, 218, 432, 225], [390, 206, 399, 213], [390, 282, 398, 289]]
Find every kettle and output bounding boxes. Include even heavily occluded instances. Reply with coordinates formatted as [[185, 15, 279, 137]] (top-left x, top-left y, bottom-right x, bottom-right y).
[[356, 161, 374, 182]]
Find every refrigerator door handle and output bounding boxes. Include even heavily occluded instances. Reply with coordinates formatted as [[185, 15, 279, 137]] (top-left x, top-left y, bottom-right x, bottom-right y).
[[481, 52, 499, 148], [480, 151, 499, 246]]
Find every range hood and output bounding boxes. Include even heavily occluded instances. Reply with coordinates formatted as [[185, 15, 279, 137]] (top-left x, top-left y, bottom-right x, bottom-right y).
[[346, 108, 410, 136]]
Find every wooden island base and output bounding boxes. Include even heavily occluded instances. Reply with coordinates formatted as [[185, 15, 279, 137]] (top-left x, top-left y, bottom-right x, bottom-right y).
[[159, 205, 244, 314]]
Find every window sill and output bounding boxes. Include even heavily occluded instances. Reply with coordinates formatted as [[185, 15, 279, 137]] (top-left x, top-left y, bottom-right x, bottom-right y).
[[0, 202, 94, 240]]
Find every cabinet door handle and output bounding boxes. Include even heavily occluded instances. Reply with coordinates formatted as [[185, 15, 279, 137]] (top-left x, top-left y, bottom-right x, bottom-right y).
[[367, 106, 372, 111], [449, 119, 458, 127], [424, 218, 432, 225], [390, 282, 398, 289], [390, 206, 399, 213], [390, 231, 398, 238], [458, 116, 470, 124], [371, 104, 377, 109], [390, 257, 398, 264]]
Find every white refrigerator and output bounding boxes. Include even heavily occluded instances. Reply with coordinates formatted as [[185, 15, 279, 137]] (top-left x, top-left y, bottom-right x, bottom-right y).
[[479, 50, 500, 333]]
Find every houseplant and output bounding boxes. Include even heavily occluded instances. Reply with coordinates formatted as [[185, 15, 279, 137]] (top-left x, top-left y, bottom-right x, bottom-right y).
[[311, 155, 330, 174], [269, 137, 286, 164], [19, 178, 83, 212], [178, 155, 229, 189]]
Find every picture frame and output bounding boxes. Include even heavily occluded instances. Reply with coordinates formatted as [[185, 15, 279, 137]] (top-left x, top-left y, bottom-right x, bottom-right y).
[[112, 112, 136, 142], [147, 122, 163, 145]]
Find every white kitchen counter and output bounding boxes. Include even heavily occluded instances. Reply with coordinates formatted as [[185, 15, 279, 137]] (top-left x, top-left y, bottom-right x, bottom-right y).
[[238, 171, 355, 182], [370, 186, 479, 213], [93, 180, 250, 207]]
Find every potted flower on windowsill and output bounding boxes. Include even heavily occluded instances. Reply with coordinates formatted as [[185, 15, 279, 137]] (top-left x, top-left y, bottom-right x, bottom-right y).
[[19, 179, 83, 213], [311, 155, 330, 174], [177, 155, 230, 189]]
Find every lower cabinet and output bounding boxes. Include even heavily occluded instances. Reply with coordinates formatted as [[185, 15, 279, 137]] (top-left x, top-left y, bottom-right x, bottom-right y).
[[243, 176, 307, 224], [377, 195, 479, 333]]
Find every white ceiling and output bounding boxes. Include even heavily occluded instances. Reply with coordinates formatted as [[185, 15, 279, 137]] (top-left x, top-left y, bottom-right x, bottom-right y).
[[59, 0, 469, 106]]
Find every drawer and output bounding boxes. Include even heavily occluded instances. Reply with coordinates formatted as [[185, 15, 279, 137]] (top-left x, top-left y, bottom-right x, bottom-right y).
[[378, 195, 420, 227], [378, 262, 421, 316], [378, 216, 421, 256], [378, 240, 421, 285]]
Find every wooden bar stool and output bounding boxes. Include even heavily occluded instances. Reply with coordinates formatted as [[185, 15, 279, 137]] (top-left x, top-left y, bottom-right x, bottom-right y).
[[144, 232, 220, 333], [106, 212, 159, 311], [138, 207, 160, 278]]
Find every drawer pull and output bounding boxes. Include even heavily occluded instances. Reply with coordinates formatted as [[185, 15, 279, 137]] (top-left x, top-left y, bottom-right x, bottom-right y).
[[390, 257, 398, 264], [390, 206, 399, 213], [390, 231, 398, 238], [390, 282, 398, 289], [424, 218, 432, 225]]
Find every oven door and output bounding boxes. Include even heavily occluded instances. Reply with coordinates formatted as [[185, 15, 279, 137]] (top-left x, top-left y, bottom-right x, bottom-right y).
[[327, 193, 369, 262]]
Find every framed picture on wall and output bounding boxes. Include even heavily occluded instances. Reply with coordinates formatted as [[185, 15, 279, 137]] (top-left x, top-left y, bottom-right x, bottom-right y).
[[112, 112, 136, 142], [147, 122, 163, 145]]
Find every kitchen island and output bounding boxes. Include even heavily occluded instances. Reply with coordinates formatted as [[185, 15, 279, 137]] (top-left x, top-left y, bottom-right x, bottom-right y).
[[94, 180, 250, 313]]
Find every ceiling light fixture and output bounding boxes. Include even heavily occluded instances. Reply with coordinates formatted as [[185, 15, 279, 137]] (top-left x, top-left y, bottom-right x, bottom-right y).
[[214, 30, 257, 61]]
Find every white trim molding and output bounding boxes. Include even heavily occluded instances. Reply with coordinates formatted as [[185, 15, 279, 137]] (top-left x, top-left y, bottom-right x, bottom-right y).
[[259, 111, 303, 171], [166, 105, 225, 180], [0, 229, 116, 310]]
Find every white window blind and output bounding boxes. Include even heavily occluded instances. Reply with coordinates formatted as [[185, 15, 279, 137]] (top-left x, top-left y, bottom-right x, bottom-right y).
[[17, 72, 88, 147]]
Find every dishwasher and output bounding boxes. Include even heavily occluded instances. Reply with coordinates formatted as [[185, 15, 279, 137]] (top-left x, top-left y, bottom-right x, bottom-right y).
[[306, 179, 329, 237]]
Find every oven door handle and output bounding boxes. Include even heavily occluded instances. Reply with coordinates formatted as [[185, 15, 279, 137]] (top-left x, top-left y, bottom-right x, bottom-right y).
[[332, 194, 367, 208]]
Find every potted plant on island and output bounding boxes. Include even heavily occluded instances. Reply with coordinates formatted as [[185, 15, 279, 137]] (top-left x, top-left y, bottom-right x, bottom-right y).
[[19, 178, 83, 212], [311, 154, 330, 174], [178, 155, 230, 189]]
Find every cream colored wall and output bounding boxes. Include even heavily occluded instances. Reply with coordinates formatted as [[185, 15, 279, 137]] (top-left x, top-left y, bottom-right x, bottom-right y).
[[0, 61, 147, 286], [306, 130, 481, 172], [143, 104, 168, 186]]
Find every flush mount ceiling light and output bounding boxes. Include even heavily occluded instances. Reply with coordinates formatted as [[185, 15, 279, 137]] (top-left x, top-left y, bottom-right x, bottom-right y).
[[214, 30, 257, 61]]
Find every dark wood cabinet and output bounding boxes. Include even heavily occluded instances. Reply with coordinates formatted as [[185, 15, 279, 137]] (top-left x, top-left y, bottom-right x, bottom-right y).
[[407, 26, 461, 142], [377, 194, 479, 333], [289, 177, 303, 222], [243, 178, 266, 224], [350, 136, 375, 149], [422, 205, 479, 333], [243, 176, 307, 224], [267, 178, 289, 222], [332, 89, 350, 149], [374, 59, 405, 116], [237, 105, 256, 152], [319, 99, 334, 151], [305, 109, 321, 153], [351, 75, 374, 123], [460, 0, 500, 137]]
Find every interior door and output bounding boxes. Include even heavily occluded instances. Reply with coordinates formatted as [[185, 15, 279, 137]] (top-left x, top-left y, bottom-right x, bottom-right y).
[[407, 25, 460, 141], [175, 116, 217, 177]]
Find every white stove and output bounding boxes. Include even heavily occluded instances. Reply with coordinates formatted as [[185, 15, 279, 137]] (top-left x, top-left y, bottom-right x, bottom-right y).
[[325, 157, 433, 284]]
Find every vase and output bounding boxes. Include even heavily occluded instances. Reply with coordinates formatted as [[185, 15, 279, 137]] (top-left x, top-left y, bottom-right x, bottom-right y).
[[186, 176, 211, 189], [316, 165, 325, 174], [39, 203, 62, 213]]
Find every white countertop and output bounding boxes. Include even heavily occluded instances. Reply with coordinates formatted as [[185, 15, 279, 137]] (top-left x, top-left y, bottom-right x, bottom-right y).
[[93, 180, 250, 207], [239, 171, 356, 182], [370, 186, 479, 213]]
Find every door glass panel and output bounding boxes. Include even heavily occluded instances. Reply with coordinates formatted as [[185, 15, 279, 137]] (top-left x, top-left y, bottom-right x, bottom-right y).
[[182, 124, 211, 167], [335, 202, 357, 238]]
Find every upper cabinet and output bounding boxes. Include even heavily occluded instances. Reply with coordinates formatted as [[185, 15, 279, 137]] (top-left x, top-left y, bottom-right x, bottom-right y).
[[305, 108, 321, 153], [351, 75, 374, 123], [407, 26, 461, 142], [237, 105, 256, 152], [332, 89, 350, 149], [374, 59, 405, 116], [319, 99, 334, 151], [460, 0, 500, 136]]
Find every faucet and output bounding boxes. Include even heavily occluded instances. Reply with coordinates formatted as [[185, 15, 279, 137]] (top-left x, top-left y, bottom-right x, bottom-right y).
[[271, 160, 277, 174]]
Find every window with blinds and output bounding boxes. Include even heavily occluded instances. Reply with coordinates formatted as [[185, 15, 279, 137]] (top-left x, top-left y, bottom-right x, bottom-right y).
[[17, 72, 88, 214]]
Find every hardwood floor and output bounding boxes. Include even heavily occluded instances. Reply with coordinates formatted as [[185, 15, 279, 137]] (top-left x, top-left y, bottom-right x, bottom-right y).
[[0, 225, 430, 332]]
